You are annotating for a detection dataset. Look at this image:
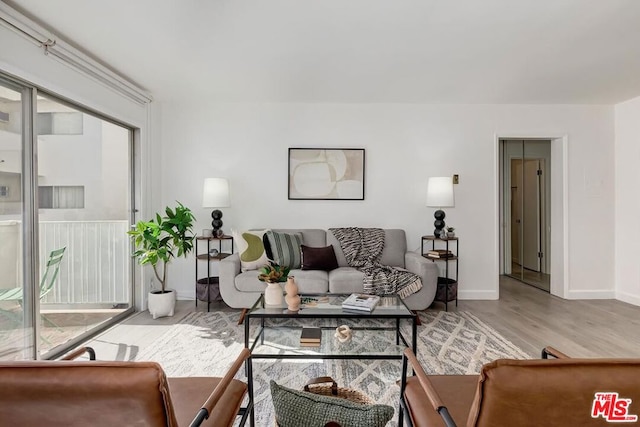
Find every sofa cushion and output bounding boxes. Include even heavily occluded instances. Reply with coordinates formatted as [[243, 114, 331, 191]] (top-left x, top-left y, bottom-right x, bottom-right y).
[[301, 245, 339, 271], [266, 230, 303, 269], [327, 229, 406, 268], [235, 270, 270, 292], [237, 269, 329, 293], [272, 229, 327, 247], [270, 380, 393, 427], [328, 267, 365, 294], [287, 269, 330, 293], [234, 229, 270, 272]]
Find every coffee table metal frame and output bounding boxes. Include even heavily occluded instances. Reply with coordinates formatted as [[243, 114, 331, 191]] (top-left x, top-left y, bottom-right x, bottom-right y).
[[244, 293, 418, 361]]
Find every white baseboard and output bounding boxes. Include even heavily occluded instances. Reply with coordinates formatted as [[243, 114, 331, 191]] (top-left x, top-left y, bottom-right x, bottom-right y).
[[458, 290, 499, 300], [615, 291, 640, 307], [176, 290, 195, 301], [566, 290, 615, 299]]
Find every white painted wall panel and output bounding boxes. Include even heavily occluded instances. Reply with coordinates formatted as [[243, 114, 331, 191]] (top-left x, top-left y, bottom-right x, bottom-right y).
[[614, 96, 640, 305], [159, 102, 615, 302]]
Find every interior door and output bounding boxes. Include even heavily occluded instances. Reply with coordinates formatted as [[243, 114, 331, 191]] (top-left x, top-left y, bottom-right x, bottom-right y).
[[522, 159, 541, 272]]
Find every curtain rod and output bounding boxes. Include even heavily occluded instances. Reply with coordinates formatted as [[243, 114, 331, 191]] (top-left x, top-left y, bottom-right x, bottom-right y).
[[0, 3, 153, 105]]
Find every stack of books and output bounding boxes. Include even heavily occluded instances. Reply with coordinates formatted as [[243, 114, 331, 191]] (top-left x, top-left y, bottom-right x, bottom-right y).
[[341, 293, 381, 312], [300, 327, 322, 347], [425, 249, 453, 259]]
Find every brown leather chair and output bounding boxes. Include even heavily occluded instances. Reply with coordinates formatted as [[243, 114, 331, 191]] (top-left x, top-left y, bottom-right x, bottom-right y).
[[399, 346, 640, 427], [0, 347, 253, 427]]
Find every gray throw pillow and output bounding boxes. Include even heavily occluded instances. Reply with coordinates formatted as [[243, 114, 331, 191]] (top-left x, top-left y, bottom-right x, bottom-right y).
[[270, 380, 394, 427], [266, 231, 303, 269]]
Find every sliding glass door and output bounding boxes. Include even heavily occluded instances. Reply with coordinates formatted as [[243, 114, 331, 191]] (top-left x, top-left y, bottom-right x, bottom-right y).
[[0, 79, 33, 360], [0, 74, 135, 360], [36, 95, 133, 355]]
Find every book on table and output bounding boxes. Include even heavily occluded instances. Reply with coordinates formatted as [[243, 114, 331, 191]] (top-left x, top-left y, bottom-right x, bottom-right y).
[[426, 249, 453, 259], [300, 327, 322, 345], [341, 293, 381, 312]]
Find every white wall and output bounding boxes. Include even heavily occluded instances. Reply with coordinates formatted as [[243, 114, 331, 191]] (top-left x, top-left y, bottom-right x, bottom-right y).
[[615, 96, 640, 305], [159, 101, 615, 302]]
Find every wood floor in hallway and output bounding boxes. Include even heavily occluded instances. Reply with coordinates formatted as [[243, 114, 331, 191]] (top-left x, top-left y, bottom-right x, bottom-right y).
[[455, 276, 640, 358]]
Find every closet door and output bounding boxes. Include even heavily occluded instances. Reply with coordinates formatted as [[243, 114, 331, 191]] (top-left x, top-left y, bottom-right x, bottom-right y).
[[503, 139, 550, 292]]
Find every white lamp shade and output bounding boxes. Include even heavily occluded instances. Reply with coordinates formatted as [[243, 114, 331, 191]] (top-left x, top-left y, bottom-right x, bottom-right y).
[[426, 177, 454, 207], [202, 178, 230, 208]]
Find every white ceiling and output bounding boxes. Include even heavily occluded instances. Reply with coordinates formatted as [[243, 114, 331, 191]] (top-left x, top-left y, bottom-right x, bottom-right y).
[[6, 0, 640, 104]]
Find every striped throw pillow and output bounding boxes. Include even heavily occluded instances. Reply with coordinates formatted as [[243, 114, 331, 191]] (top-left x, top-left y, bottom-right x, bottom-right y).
[[266, 231, 303, 270]]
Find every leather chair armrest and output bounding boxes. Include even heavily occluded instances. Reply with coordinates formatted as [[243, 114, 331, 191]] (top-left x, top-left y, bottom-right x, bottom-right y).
[[60, 346, 96, 360], [403, 348, 457, 427], [190, 348, 251, 426], [541, 346, 570, 359]]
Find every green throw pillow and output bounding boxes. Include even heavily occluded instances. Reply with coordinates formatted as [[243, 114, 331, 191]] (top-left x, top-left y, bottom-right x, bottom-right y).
[[270, 380, 393, 427], [266, 231, 303, 270], [233, 229, 270, 272]]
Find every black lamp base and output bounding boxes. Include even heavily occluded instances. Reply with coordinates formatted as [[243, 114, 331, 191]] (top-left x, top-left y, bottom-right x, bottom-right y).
[[433, 209, 446, 238], [211, 209, 224, 237]]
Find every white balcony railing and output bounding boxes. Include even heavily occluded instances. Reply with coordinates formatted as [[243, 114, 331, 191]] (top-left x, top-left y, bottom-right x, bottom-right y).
[[39, 220, 131, 305]]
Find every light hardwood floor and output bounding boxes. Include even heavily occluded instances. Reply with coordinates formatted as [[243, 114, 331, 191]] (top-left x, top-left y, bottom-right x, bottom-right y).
[[457, 276, 640, 358], [84, 276, 640, 361]]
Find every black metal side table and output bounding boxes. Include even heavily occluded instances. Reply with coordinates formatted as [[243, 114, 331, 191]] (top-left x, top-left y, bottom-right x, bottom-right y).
[[195, 235, 234, 311], [421, 235, 458, 311]]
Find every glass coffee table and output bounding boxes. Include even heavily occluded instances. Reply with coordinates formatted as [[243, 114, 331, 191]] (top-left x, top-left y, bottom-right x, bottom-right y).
[[244, 293, 417, 361]]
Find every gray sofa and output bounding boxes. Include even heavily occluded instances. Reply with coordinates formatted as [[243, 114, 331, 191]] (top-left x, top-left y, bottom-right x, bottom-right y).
[[219, 229, 438, 311]]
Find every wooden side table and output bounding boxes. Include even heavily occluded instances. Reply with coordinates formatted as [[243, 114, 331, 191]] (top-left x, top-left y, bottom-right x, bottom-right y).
[[195, 235, 234, 311], [421, 235, 458, 311]]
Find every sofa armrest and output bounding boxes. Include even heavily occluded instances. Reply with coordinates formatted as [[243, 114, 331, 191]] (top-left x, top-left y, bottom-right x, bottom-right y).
[[220, 253, 241, 278], [405, 252, 438, 283]]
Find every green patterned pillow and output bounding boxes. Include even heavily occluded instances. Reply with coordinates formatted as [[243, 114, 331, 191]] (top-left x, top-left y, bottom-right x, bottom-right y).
[[266, 231, 303, 269], [270, 380, 393, 427], [233, 229, 270, 272]]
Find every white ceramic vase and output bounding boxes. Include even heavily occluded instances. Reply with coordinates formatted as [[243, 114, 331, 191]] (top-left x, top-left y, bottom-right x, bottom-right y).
[[264, 282, 283, 306], [148, 290, 176, 319]]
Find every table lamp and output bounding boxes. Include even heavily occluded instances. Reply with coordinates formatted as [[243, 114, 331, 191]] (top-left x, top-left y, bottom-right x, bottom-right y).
[[426, 176, 454, 238], [202, 178, 230, 237]]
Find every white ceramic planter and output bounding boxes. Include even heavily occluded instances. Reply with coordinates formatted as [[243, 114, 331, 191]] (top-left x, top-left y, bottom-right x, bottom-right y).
[[264, 282, 283, 306], [148, 290, 176, 319]]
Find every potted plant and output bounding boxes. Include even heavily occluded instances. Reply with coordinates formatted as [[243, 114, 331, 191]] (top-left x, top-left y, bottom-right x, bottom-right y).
[[258, 261, 290, 306], [128, 202, 195, 319], [446, 226, 455, 238]]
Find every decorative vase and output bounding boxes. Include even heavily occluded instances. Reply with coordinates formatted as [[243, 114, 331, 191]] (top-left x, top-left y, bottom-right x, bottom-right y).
[[264, 282, 283, 306], [148, 290, 175, 319], [284, 276, 301, 312], [447, 232, 455, 238]]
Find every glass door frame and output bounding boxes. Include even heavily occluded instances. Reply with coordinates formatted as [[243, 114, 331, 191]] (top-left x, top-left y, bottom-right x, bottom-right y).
[[1, 72, 137, 360]]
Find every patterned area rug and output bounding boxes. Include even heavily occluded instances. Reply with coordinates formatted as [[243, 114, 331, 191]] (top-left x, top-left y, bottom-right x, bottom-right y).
[[139, 310, 531, 426]]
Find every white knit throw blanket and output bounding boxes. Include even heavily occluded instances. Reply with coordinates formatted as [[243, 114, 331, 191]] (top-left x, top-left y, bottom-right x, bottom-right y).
[[329, 227, 422, 299]]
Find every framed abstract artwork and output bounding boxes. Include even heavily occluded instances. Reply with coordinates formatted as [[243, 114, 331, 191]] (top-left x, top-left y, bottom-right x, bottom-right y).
[[288, 148, 365, 200]]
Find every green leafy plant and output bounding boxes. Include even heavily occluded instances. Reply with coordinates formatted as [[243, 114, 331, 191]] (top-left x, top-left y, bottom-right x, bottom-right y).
[[258, 261, 290, 283], [446, 226, 455, 232], [128, 202, 196, 293]]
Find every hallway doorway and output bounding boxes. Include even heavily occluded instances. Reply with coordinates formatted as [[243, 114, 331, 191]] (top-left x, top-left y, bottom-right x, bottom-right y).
[[501, 139, 551, 292]]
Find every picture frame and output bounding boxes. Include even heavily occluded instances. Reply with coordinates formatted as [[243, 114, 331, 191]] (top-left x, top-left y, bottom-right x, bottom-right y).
[[288, 148, 365, 200]]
